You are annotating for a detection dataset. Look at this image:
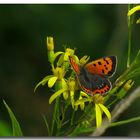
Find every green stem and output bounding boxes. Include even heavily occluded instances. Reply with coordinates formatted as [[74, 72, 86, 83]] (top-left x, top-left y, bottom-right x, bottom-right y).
[[127, 4, 132, 68], [108, 116, 140, 128], [51, 80, 61, 136], [71, 110, 75, 125], [51, 98, 59, 135]]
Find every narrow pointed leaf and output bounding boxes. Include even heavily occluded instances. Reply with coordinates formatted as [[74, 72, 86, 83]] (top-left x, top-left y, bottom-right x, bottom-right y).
[[135, 49, 140, 62], [42, 115, 51, 136], [57, 53, 64, 66], [3, 100, 23, 136], [127, 67, 140, 79]]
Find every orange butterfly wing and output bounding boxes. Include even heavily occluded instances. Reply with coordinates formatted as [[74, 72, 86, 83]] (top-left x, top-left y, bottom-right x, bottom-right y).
[[69, 56, 80, 75], [85, 56, 117, 77]]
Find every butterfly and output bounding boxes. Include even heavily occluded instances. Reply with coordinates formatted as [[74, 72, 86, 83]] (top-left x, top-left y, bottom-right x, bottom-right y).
[[69, 56, 117, 96]]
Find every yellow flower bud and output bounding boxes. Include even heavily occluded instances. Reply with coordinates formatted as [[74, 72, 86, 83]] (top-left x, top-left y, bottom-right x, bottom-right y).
[[123, 79, 134, 91], [79, 55, 90, 65], [47, 37, 54, 51]]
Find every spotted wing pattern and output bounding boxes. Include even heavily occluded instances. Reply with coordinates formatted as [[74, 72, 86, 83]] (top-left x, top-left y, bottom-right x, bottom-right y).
[[85, 56, 117, 78], [69, 56, 116, 96]]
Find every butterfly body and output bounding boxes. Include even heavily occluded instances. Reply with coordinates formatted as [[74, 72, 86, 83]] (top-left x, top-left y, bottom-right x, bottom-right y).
[[69, 56, 117, 96]]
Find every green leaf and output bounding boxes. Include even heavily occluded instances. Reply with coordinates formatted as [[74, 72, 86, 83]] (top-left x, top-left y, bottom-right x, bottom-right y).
[[117, 88, 128, 99], [42, 115, 51, 136], [57, 53, 65, 67], [115, 49, 140, 85], [127, 67, 140, 79], [109, 116, 140, 128], [134, 49, 140, 63], [34, 75, 54, 92], [3, 100, 23, 136], [0, 121, 12, 136]]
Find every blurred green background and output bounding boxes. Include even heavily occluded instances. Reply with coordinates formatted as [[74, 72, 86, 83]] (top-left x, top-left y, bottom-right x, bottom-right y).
[[0, 4, 140, 136]]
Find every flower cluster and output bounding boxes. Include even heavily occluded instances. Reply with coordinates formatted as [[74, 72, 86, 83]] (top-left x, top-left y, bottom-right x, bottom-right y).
[[34, 37, 112, 128]]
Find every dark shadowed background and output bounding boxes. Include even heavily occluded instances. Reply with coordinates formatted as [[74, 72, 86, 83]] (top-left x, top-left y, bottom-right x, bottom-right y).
[[0, 4, 140, 136]]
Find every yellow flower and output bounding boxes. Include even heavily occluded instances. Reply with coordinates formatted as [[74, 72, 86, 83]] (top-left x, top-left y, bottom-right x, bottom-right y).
[[95, 103, 111, 128], [74, 91, 92, 110], [93, 94, 111, 128], [35, 37, 80, 107], [57, 48, 78, 70], [75, 93, 111, 128], [34, 67, 65, 92], [49, 79, 78, 108]]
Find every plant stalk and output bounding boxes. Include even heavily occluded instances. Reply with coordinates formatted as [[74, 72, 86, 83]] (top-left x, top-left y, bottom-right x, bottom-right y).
[[127, 4, 132, 68], [51, 80, 61, 136]]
